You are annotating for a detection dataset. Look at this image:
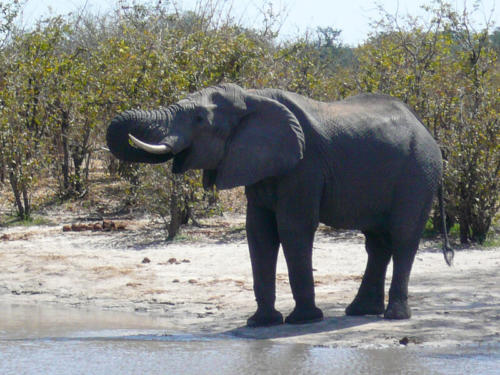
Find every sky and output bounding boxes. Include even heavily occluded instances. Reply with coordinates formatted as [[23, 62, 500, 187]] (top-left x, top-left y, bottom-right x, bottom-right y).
[[20, 0, 498, 46]]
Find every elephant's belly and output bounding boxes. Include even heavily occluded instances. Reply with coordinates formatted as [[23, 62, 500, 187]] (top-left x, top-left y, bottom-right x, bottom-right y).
[[319, 193, 391, 231], [320, 212, 390, 231]]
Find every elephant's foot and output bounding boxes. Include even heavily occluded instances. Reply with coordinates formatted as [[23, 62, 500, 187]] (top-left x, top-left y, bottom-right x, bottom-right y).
[[285, 305, 323, 325], [345, 294, 385, 316], [246, 308, 284, 327], [384, 300, 411, 320]]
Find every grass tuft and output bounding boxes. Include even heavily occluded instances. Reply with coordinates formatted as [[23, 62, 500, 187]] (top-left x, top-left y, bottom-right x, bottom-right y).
[[1, 215, 55, 228]]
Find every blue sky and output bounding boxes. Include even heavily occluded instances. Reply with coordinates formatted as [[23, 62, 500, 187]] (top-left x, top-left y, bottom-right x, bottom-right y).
[[21, 0, 498, 46]]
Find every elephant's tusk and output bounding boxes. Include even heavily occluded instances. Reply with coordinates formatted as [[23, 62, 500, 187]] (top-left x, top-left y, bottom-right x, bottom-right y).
[[128, 134, 170, 154]]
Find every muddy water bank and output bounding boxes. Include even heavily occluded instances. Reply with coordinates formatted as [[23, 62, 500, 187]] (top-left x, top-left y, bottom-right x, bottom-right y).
[[1, 219, 499, 350], [1, 304, 499, 375]]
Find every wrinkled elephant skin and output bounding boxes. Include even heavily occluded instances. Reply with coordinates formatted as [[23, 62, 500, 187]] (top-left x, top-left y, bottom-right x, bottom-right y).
[[107, 84, 451, 327]]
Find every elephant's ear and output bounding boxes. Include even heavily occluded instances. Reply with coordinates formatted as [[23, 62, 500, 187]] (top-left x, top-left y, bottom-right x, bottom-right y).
[[215, 94, 305, 190]]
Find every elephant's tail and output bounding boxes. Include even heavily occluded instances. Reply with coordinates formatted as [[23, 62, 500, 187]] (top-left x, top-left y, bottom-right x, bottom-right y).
[[438, 184, 454, 266]]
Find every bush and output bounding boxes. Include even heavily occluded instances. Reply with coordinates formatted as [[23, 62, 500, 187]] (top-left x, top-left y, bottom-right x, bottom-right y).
[[352, 1, 499, 243], [0, 0, 497, 243]]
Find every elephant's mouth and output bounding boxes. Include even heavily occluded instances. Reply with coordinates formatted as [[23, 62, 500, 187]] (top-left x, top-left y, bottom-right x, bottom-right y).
[[172, 147, 218, 189], [172, 147, 191, 174]]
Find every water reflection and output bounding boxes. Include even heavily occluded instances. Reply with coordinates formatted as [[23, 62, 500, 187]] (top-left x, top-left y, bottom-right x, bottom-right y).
[[0, 303, 171, 340], [1, 339, 499, 375], [1, 304, 498, 375]]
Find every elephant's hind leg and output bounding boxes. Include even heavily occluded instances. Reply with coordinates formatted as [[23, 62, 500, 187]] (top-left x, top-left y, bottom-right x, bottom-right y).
[[346, 231, 392, 316], [384, 183, 435, 320], [383, 235, 420, 320]]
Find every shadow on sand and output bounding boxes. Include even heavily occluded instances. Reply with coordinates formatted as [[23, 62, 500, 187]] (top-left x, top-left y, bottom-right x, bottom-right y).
[[101, 313, 382, 343], [225, 314, 382, 340]]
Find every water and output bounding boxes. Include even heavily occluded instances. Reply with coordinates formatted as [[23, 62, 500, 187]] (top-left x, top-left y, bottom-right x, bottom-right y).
[[1, 304, 499, 375]]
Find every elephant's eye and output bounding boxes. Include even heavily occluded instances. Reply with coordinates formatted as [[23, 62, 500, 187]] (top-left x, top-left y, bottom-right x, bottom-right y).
[[195, 115, 204, 124]]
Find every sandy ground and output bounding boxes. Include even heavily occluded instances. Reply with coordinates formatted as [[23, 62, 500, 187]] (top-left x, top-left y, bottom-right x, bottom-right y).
[[1, 213, 499, 348]]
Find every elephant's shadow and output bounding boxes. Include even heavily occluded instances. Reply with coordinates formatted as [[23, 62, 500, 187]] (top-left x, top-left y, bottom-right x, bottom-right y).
[[225, 313, 381, 340]]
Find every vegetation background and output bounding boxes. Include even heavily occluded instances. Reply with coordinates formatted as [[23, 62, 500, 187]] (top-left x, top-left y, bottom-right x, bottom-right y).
[[0, 0, 498, 244]]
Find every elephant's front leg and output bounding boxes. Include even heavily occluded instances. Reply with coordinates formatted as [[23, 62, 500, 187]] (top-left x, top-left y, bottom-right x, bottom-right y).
[[278, 219, 324, 325], [246, 204, 284, 327]]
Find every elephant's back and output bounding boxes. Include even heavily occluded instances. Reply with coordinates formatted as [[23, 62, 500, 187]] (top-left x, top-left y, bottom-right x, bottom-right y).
[[323, 94, 440, 162], [316, 94, 442, 230]]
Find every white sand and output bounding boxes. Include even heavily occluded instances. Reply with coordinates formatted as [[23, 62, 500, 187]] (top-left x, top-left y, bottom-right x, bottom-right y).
[[1, 215, 499, 348]]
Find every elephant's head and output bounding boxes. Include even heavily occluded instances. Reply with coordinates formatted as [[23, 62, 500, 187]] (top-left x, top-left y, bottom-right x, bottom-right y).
[[106, 84, 304, 189]]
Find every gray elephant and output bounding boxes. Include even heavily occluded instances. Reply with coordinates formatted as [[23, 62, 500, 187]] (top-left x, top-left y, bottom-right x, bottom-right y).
[[106, 83, 453, 327]]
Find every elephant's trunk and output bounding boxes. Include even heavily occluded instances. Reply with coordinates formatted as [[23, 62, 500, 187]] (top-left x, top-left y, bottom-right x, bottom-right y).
[[106, 109, 174, 164]]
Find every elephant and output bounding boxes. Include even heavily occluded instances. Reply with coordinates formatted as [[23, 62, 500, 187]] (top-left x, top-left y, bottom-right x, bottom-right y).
[[106, 83, 454, 327]]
